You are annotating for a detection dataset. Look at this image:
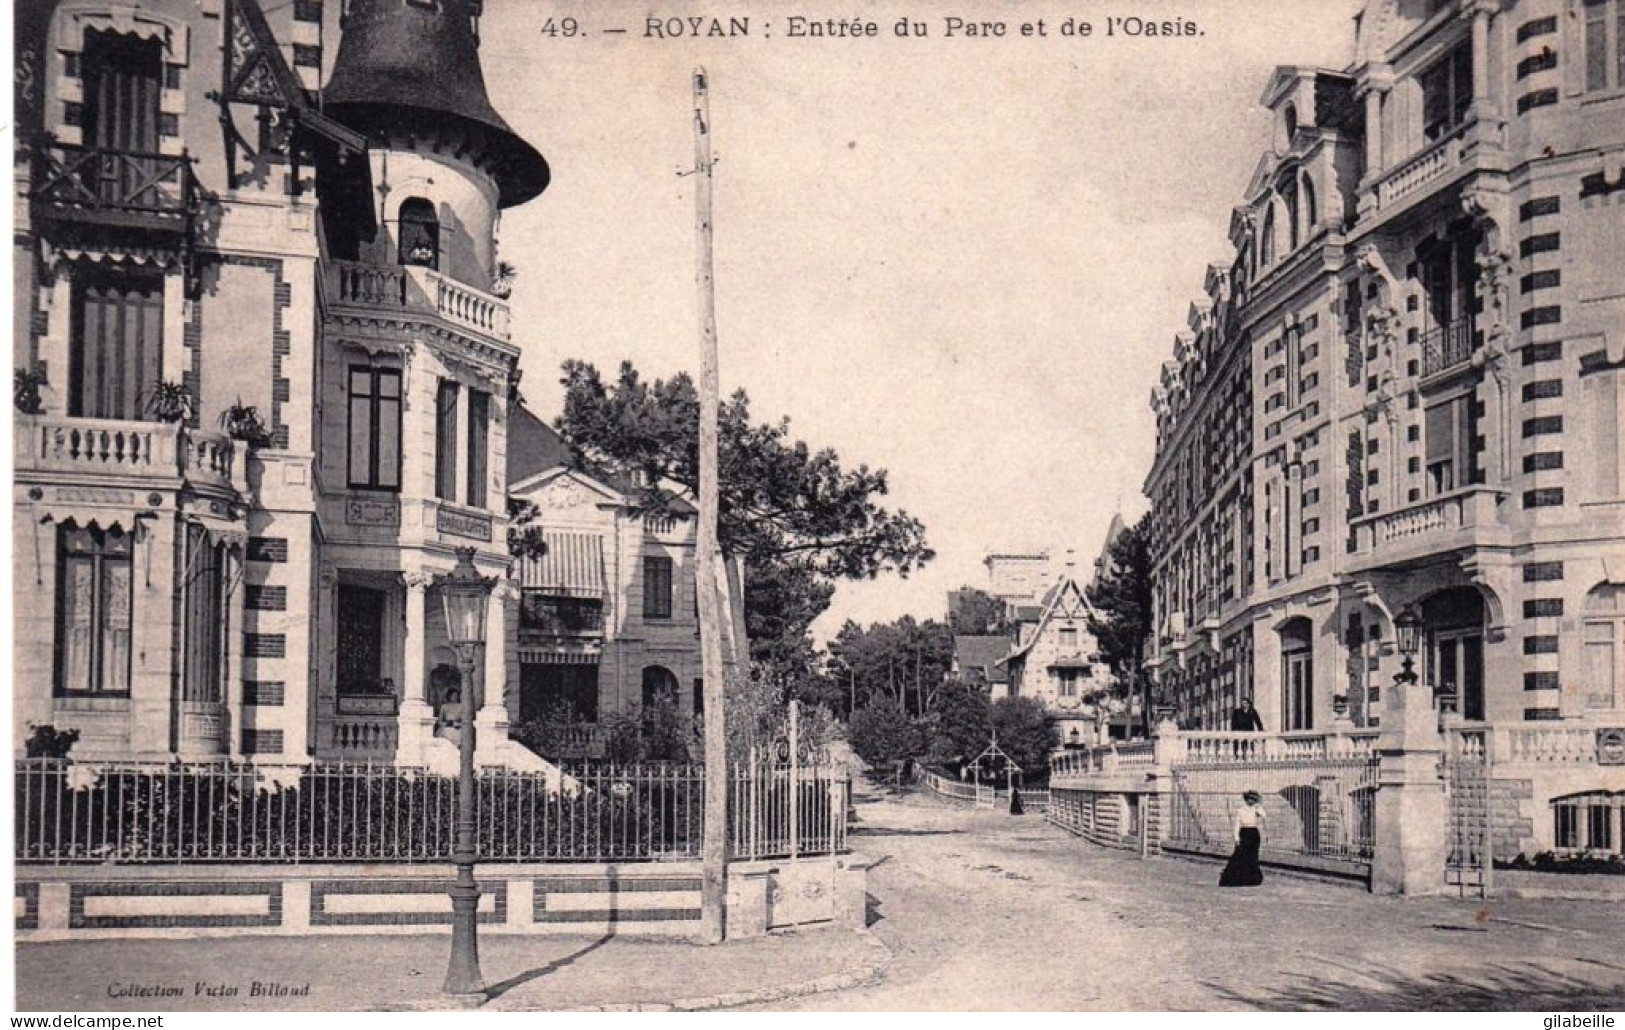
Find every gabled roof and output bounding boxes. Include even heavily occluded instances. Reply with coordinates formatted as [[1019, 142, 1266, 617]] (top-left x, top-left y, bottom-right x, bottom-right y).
[[999, 573, 1102, 667], [507, 404, 574, 484], [954, 635, 1011, 685]]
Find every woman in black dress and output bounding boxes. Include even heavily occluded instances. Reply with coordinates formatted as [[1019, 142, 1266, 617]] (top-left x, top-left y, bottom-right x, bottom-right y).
[[1220, 789, 1267, 886]]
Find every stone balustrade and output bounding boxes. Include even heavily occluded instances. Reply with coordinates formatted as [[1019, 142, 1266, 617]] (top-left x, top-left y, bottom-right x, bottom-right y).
[[325, 259, 511, 342], [17, 415, 242, 496]]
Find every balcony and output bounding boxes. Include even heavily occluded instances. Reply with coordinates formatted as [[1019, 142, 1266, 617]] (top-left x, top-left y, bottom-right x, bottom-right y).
[[30, 140, 197, 237], [1360, 117, 1505, 229], [1420, 318, 1477, 381], [15, 415, 243, 498], [1347, 485, 1506, 571], [324, 260, 511, 347]]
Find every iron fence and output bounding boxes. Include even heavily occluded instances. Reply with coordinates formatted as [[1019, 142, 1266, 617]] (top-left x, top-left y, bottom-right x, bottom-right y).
[[1166, 756, 1380, 870], [14, 759, 846, 866]]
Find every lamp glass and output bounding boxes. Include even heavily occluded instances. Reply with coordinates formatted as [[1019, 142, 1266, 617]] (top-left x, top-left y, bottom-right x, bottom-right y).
[[1394, 606, 1422, 657], [438, 552, 490, 646]]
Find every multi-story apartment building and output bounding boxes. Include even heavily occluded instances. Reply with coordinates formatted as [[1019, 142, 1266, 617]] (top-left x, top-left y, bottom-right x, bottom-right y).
[[11, 0, 555, 771], [1144, 0, 1624, 854]]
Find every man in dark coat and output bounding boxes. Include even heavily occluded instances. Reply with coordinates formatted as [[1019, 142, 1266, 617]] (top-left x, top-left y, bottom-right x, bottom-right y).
[[1230, 698, 1264, 731]]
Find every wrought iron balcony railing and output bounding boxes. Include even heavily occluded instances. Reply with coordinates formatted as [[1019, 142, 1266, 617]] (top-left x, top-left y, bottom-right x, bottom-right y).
[[1421, 317, 1477, 379], [30, 139, 197, 233]]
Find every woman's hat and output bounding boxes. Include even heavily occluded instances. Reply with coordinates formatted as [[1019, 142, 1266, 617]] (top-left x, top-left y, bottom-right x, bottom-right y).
[[1243, 790, 1262, 803]]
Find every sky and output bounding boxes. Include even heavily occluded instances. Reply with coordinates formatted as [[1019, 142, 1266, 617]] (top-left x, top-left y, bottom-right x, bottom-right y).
[[476, 0, 1363, 639]]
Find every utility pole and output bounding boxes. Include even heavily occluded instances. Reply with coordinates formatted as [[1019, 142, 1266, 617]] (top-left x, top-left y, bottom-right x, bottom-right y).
[[693, 67, 729, 945]]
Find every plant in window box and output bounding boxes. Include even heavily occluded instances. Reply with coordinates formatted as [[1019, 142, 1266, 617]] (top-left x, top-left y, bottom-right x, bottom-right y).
[[220, 402, 273, 449], [14, 367, 48, 415], [144, 380, 195, 424], [1331, 694, 1350, 717]]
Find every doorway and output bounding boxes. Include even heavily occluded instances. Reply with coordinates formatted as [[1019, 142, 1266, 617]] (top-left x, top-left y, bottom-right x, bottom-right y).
[[1423, 588, 1487, 721]]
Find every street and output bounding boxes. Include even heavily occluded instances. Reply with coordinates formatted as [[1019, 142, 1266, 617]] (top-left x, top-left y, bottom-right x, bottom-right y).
[[758, 780, 1625, 1011]]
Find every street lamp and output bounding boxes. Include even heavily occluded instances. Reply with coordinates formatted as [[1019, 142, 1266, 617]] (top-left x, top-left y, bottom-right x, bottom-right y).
[[436, 547, 494, 1000], [1393, 604, 1422, 688]]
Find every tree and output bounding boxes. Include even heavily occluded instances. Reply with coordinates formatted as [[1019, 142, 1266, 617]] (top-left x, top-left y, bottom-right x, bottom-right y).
[[947, 587, 1010, 636], [825, 615, 956, 717], [924, 679, 993, 768], [846, 702, 921, 771], [556, 360, 934, 681], [1086, 512, 1156, 736], [990, 696, 1058, 781]]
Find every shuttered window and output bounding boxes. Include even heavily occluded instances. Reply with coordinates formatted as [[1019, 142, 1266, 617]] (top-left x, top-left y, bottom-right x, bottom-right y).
[[466, 389, 490, 508], [70, 272, 163, 420], [435, 380, 459, 501]]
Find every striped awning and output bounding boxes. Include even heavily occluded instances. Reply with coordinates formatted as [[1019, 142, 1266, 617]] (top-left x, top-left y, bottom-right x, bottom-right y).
[[518, 531, 606, 597]]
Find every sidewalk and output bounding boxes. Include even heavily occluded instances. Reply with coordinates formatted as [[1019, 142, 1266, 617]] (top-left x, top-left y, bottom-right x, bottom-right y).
[[16, 925, 888, 1012]]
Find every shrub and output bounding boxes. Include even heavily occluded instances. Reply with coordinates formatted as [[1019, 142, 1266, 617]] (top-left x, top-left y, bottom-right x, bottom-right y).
[[23, 724, 79, 759], [847, 702, 921, 770]]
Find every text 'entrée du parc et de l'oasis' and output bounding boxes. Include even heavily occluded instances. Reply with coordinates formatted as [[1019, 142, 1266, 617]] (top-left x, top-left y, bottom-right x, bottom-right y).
[[533, 13, 1206, 41]]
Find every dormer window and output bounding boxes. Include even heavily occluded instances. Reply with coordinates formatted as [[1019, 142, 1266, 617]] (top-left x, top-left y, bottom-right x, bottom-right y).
[[398, 197, 439, 269]]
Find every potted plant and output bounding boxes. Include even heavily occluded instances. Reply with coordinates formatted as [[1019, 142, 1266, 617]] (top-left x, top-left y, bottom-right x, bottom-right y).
[[220, 401, 273, 449], [491, 259, 518, 298], [14, 367, 48, 415], [1331, 694, 1350, 718], [145, 381, 195, 424]]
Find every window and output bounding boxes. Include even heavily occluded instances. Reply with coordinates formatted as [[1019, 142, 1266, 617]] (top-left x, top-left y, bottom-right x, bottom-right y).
[[336, 584, 387, 695], [1582, 0, 1625, 93], [348, 367, 402, 490], [466, 389, 490, 508], [1280, 618, 1314, 732], [1057, 667, 1083, 698], [55, 524, 134, 696], [1583, 584, 1625, 710], [1552, 792, 1622, 855], [1426, 396, 1478, 495], [520, 593, 604, 635], [1420, 43, 1473, 142], [643, 556, 674, 619], [1059, 625, 1079, 650], [81, 30, 162, 199], [435, 380, 459, 501], [70, 270, 163, 420], [181, 525, 226, 705], [398, 198, 439, 268]]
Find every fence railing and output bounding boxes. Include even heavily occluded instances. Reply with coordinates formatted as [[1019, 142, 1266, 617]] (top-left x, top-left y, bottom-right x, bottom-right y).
[[1166, 756, 1380, 870], [15, 760, 846, 866]]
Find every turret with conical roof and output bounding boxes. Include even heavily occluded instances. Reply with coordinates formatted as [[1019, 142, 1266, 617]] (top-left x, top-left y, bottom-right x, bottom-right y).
[[324, 0, 547, 288]]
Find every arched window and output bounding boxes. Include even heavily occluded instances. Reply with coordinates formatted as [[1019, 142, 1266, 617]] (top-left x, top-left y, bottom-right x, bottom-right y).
[[1281, 180, 1300, 251], [1282, 104, 1298, 144], [1260, 204, 1277, 267], [642, 665, 679, 709], [1279, 616, 1313, 731], [398, 198, 439, 269], [1583, 584, 1625, 712], [1301, 175, 1318, 235]]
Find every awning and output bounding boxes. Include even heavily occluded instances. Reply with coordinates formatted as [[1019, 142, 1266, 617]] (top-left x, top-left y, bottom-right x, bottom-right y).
[[518, 532, 606, 597]]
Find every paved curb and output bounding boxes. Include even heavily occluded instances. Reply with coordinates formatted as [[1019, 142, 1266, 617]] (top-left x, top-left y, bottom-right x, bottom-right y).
[[555, 929, 895, 1013]]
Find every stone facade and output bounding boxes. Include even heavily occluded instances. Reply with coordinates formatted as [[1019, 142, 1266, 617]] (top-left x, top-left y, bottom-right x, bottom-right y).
[[1003, 572, 1116, 746], [1142, 0, 1625, 857], [11, 0, 556, 773]]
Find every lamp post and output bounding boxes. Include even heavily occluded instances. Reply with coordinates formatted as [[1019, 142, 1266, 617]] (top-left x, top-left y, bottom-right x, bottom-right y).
[[1394, 603, 1422, 688], [436, 548, 494, 1000]]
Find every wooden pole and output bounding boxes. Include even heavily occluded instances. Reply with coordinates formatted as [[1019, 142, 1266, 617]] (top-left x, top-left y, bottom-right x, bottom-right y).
[[693, 68, 729, 945]]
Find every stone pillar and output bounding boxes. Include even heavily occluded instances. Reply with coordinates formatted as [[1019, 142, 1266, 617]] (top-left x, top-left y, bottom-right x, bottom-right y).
[[1362, 87, 1384, 175], [222, 541, 247, 759], [397, 570, 436, 763], [1371, 679, 1449, 895], [475, 582, 514, 766], [1468, 3, 1496, 122]]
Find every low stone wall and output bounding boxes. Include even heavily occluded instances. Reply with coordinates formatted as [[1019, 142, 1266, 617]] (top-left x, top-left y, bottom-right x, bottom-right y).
[[15, 856, 868, 942]]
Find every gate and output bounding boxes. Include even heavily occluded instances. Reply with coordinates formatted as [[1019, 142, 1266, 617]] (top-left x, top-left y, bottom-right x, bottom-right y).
[[1443, 728, 1491, 896]]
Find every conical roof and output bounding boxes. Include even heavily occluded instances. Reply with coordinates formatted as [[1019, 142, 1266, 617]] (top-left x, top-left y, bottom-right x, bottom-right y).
[[323, 0, 549, 207]]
